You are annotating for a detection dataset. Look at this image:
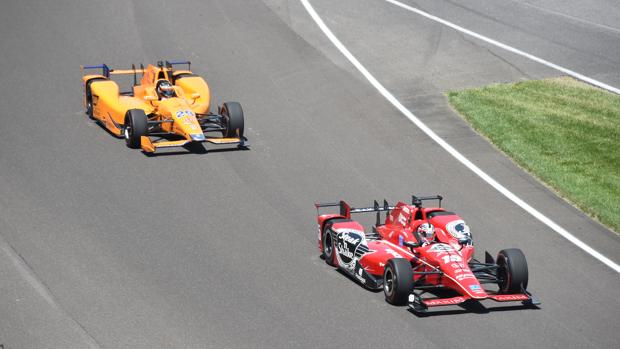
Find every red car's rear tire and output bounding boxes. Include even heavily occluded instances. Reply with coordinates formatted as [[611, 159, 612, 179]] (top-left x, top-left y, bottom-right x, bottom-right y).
[[321, 218, 352, 266], [383, 258, 413, 305], [322, 229, 336, 266]]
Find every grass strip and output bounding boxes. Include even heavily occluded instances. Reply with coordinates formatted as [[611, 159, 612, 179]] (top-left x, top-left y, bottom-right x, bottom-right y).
[[448, 77, 619, 234]]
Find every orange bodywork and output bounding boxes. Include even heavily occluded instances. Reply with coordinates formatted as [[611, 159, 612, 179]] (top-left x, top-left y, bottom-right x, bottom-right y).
[[81, 62, 244, 153]]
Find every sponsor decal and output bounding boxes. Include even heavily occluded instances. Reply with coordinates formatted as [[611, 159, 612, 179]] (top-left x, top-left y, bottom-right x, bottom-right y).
[[455, 274, 475, 281], [191, 133, 205, 141], [492, 294, 529, 301], [445, 219, 472, 244], [424, 297, 466, 306], [397, 213, 407, 226], [429, 243, 454, 252], [175, 110, 194, 119], [335, 230, 367, 270], [384, 248, 403, 259], [355, 267, 366, 283], [469, 285, 481, 291], [441, 254, 462, 264]]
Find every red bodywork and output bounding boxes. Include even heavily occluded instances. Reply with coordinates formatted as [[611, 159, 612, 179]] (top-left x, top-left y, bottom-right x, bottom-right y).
[[316, 198, 538, 312]]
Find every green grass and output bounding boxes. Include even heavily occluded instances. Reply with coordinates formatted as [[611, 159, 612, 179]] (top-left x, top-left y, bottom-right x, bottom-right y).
[[448, 77, 620, 234]]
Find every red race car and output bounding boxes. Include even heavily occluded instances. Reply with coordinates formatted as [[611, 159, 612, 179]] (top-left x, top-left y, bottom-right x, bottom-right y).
[[315, 195, 540, 312]]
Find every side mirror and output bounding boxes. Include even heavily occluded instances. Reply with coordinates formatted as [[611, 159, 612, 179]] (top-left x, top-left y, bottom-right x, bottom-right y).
[[191, 93, 200, 99], [143, 95, 157, 101]]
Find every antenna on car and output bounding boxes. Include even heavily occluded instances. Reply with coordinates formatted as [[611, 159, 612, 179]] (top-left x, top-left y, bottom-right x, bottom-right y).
[[131, 64, 137, 86]]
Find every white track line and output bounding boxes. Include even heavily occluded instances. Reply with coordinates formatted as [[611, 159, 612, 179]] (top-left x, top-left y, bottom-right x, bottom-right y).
[[300, 0, 620, 273], [382, 0, 620, 95], [509, 0, 620, 35]]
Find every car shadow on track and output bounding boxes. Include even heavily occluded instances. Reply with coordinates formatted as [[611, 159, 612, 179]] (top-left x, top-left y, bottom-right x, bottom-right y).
[[320, 259, 541, 316], [334, 268, 383, 293]]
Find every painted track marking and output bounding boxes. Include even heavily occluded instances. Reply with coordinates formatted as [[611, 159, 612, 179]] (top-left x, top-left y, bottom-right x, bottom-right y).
[[382, 0, 620, 95], [299, 0, 620, 272]]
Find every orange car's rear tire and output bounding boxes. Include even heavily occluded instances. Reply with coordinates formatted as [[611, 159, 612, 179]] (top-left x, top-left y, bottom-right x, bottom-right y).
[[221, 102, 244, 138], [124, 109, 147, 149], [85, 78, 105, 120]]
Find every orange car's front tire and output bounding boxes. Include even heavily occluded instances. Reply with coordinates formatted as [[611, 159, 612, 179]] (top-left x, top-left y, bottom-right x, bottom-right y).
[[124, 109, 147, 149], [221, 102, 244, 138]]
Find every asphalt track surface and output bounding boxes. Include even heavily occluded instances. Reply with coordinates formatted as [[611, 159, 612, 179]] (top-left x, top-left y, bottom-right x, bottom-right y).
[[0, 0, 618, 348]]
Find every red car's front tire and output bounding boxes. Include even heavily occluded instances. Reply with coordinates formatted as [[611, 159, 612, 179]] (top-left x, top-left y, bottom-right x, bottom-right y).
[[497, 248, 529, 293], [383, 258, 414, 305]]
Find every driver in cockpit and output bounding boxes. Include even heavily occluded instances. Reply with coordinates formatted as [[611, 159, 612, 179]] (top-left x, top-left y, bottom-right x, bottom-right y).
[[155, 80, 177, 100], [416, 222, 436, 246]]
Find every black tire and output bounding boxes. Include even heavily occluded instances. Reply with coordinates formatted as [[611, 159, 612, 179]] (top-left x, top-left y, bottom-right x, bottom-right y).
[[496, 248, 529, 294], [124, 109, 148, 149], [221, 102, 244, 138], [85, 78, 105, 120], [383, 258, 414, 305], [321, 218, 351, 266], [322, 228, 336, 266]]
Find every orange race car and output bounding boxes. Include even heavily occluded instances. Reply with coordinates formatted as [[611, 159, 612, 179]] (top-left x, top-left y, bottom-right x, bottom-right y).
[[81, 60, 247, 153]]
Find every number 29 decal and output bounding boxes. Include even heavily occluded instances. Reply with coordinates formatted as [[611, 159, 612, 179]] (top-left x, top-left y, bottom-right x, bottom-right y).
[[175, 110, 194, 118]]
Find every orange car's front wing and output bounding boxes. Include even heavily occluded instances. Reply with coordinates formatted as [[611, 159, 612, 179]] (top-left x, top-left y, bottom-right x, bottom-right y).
[[140, 136, 248, 153]]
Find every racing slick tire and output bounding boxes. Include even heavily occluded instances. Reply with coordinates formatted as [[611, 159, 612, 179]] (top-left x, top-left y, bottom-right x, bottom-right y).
[[322, 228, 336, 267], [221, 102, 244, 138], [497, 248, 529, 294], [124, 109, 148, 149], [322, 218, 352, 266], [383, 258, 414, 306], [85, 78, 105, 120]]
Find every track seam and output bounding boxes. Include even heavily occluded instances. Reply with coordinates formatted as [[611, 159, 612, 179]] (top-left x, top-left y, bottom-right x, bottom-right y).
[[0, 235, 102, 348], [381, 0, 620, 95], [299, 0, 620, 273]]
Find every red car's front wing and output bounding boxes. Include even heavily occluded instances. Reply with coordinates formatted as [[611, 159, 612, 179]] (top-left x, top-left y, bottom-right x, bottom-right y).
[[409, 291, 540, 312]]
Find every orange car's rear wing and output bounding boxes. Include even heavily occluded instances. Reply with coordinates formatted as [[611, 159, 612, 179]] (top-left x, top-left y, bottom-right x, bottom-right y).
[[81, 61, 192, 88], [81, 61, 190, 77], [81, 63, 149, 86]]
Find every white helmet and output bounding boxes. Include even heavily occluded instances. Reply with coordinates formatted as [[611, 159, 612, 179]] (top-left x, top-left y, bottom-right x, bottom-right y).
[[417, 222, 435, 242]]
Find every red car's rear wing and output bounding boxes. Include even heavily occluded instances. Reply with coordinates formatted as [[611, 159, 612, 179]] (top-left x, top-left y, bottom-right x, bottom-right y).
[[411, 195, 443, 208], [315, 200, 395, 222], [315, 194, 443, 223]]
